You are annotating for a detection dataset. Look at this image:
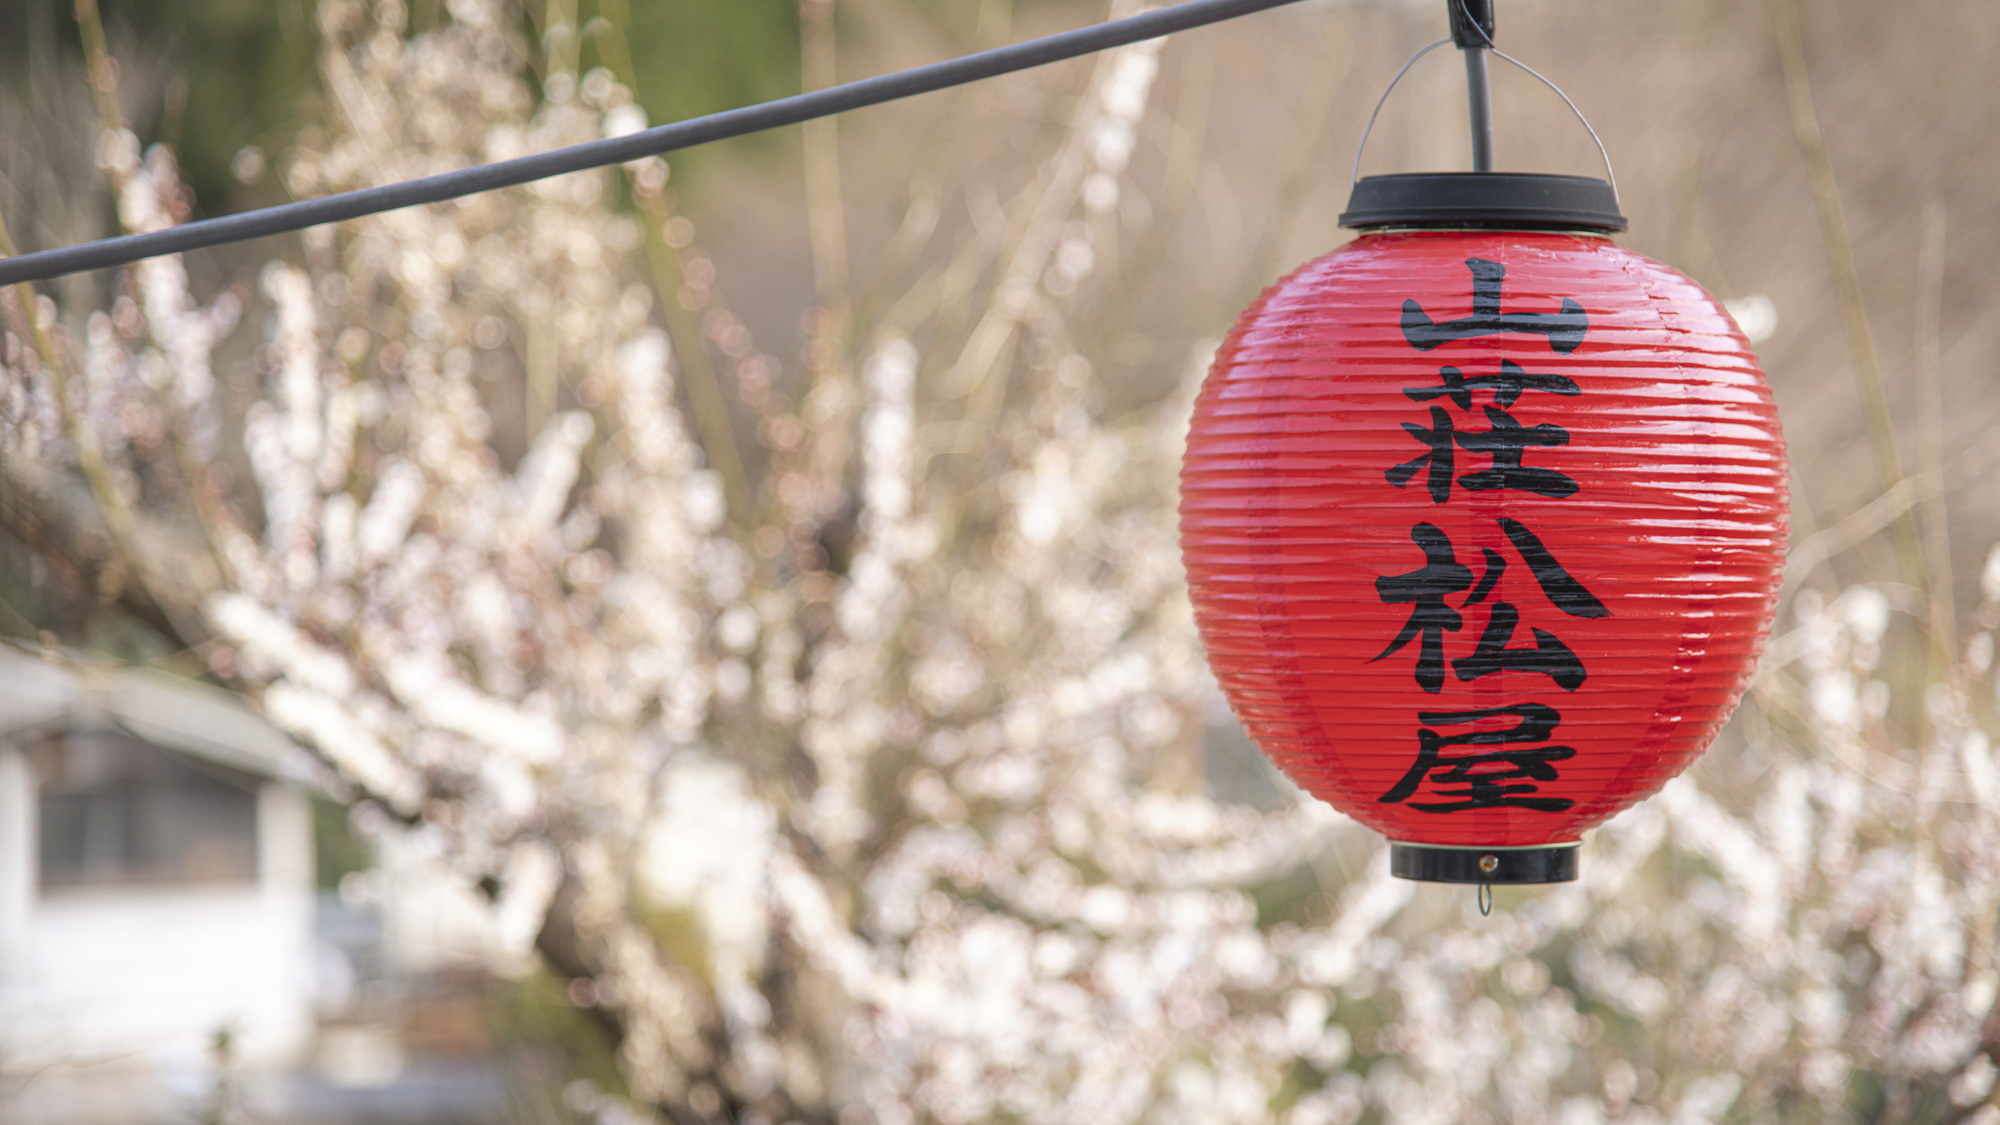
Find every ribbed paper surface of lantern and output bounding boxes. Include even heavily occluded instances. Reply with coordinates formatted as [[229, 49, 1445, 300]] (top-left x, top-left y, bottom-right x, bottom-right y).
[[1181, 230, 1788, 846]]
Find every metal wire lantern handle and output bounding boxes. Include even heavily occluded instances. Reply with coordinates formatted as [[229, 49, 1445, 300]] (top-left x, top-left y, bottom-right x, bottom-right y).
[[1347, 37, 1621, 204]]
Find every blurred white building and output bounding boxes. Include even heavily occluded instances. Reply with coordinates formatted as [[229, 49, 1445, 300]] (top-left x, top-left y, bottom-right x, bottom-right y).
[[0, 646, 316, 1120]]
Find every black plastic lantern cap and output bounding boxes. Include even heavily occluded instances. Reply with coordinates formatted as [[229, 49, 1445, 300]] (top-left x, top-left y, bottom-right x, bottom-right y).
[[1389, 842, 1580, 885], [1340, 172, 1626, 233]]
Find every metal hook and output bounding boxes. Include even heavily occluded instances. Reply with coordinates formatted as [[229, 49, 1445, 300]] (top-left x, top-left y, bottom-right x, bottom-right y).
[[1477, 883, 1493, 916], [1347, 34, 1620, 205], [1349, 38, 1453, 188], [1487, 48, 1620, 203]]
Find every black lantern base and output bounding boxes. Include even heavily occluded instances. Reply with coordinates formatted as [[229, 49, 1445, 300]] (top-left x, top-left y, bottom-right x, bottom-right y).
[[1389, 841, 1579, 885]]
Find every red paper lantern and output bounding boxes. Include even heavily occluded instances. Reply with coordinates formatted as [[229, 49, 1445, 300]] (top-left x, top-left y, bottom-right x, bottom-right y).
[[1180, 172, 1788, 885]]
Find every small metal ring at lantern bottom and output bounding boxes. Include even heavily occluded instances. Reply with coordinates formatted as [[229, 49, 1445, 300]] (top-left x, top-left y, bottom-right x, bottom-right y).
[[1389, 841, 1579, 885]]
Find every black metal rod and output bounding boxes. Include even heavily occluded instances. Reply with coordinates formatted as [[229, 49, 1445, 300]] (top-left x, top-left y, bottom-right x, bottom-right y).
[[1447, 0, 1496, 173], [1464, 46, 1494, 172], [0, 0, 1309, 287]]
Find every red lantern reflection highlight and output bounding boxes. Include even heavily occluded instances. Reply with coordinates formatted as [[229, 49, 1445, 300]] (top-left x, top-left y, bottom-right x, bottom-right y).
[[1180, 230, 1788, 852]]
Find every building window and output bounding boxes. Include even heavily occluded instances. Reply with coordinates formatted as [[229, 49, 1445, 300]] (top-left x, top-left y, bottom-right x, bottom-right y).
[[32, 731, 260, 888]]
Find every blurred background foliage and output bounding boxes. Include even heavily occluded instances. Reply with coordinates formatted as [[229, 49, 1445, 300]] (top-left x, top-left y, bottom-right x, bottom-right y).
[[0, 0, 320, 210], [2, 0, 1999, 1118], [1, 0, 1996, 817], [0, 0, 810, 214], [5, 0, 1997, 666]]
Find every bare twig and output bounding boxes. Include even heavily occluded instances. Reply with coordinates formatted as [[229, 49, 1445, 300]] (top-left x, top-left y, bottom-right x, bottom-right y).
[[947, 32, 1124, 426], [1772, 0, 1927, 599], [1914, 200, 1954, 670], [1235, 11, 1355, 310], [0, 439, 217, 646], [0, 214, 145, 598], [1782, 471, 1942, 587], [590, 0, 754, 528], [792, 0, 862, 535], [1083, 48, 1213, 365], [71, 0, 125, 140], [73, 0, 253, 595], [801, 0, 853, 315]]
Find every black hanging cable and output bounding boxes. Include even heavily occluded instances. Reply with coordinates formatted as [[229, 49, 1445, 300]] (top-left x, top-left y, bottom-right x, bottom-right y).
[[0, 0, 1308, 287]]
